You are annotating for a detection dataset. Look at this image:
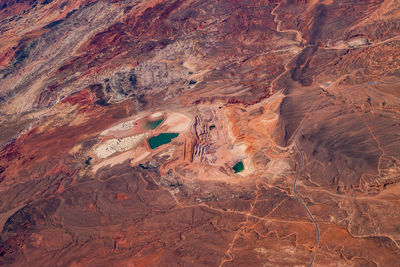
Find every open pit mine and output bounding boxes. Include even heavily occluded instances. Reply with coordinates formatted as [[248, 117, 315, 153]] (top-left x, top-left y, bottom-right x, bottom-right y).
[[1, 0, 400, 266]]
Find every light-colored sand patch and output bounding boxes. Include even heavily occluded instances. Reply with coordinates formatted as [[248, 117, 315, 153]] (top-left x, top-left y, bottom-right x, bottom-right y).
[[162, 112, 192, 132], [69, 143, 82, 154], [94, 133, 149, 159], [159, 147, 176, 160], [93, 145, 152, 173], [332, 38, 369, 49], [229, 143, 247, 160], [348, 38, 369, 47], [92, 150, 134, 173], [150, 112, 163, 118], [100, 120, 137, 136], [0, 205, 25, 232], [265, 158, 291, 180], [255, 247, 268, 255], [130, 149, 151, 164]]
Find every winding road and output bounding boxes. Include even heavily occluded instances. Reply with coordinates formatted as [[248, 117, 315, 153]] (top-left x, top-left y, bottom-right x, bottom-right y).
[[271, 3, 320, 266], [293, 129, 320, 267]]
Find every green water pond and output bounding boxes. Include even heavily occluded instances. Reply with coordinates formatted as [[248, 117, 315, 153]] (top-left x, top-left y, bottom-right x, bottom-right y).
[[145, 119, 164, 129], [233, 161, 244, 173], [148, 133, 179, 149]]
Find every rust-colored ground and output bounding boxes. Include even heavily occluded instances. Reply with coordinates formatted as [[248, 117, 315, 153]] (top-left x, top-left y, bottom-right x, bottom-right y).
[[1, 0, 400, 266]]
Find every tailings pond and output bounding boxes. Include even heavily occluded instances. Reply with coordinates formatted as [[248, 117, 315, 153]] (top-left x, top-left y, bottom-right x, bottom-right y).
[[148, 133, 179, 149], [233, 161, 244, 173], [145, 119, 164, 130]]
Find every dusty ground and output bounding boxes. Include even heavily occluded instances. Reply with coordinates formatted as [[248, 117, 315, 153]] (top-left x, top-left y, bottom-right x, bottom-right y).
[[1, 0, 400, 266]]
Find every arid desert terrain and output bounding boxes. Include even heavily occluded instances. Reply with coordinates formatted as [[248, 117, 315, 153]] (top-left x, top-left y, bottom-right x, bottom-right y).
[[1, 0, 400, 266]]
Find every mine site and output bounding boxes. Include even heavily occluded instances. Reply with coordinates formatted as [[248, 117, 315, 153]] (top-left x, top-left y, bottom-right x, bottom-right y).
[[0, 0, 400, 266], [89, 92, 287, 182]]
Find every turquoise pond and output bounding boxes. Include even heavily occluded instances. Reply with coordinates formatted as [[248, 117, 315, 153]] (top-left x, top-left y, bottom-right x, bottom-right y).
[[148, 133, 179, 149], [232, 161, 244, 173], [145, 119, 164, 129]]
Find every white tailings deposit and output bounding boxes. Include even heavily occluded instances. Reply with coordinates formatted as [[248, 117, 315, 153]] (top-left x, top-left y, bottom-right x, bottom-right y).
[[100, 120, 136, 136], [94, 133, 150, 159]]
